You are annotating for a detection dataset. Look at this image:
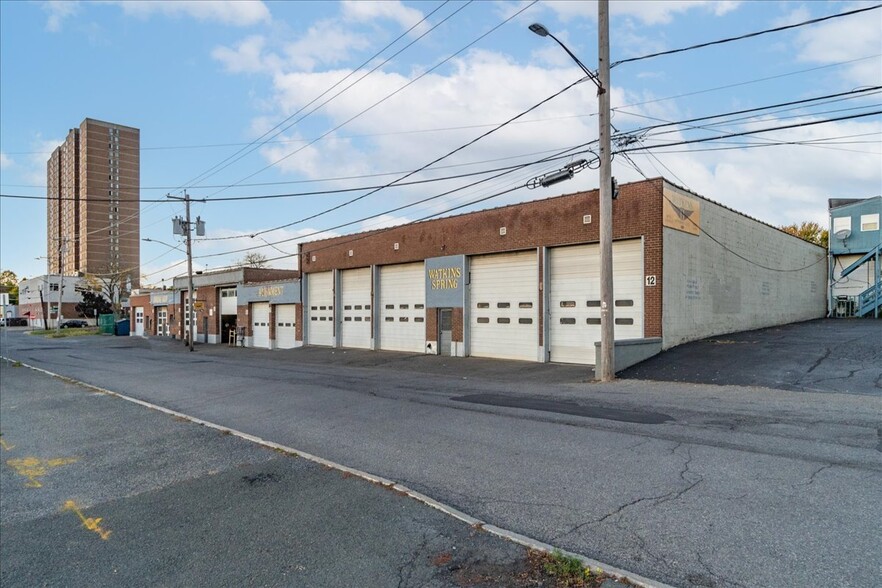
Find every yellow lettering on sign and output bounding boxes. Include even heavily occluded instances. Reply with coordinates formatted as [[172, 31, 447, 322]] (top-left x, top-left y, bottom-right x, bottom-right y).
[[63, 500, 112, 540], [7, 456, 79, 488], [258, 286, 283, 297], [427, 267, 462, 290]]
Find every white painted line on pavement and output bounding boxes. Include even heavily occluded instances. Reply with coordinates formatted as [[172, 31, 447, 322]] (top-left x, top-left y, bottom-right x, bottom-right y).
[[3, 357, 676, 588]]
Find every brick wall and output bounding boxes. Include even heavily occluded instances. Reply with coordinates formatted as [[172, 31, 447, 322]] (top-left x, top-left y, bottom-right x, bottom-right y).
[[300, 178, 665, 341]]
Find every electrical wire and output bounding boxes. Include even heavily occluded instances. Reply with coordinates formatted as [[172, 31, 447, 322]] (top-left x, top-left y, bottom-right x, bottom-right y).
[[611, 4, 882, 68], [173, 0, 459, 195], [202, 1, 539, 198]]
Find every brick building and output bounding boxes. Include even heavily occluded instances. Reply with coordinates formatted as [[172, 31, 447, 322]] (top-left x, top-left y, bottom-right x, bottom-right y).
[[47, 118, 140, 290], [133, 178, 827, 374], [295, 177, 826, 368]]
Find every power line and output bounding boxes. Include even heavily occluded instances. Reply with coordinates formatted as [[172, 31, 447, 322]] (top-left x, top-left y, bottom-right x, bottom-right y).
[[202, 1, 538, 198], [617, 110, 882, 154], [191, 145, 593, 257], [616, 86, 881, 137], [174, 0, 460, 195], [620, 140, 828, 273], [10, 91, 876, 205], [196, 74, 588, 241], [0, 148, 582, 204], [611, 4, 882, 68], [612, 54, 881, 111]]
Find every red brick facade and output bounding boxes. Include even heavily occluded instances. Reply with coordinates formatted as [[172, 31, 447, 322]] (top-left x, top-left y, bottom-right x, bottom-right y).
[[299, 178, 665, 342]]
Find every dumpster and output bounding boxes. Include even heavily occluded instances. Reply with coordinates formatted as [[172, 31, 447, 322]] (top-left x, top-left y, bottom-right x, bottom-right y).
[[98, 313, 115, 334], [114, 319, 130, 336]]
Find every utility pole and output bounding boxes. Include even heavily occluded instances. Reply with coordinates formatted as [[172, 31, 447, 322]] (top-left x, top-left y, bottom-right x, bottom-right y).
[[169, 191, 205, 352], [597, 0, 615, 381], [55, 238, 66, 333], [528, 10, 615, 380]]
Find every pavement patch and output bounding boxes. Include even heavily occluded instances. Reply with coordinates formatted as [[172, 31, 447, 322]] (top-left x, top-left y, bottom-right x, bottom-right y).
[[452, 393, 673, 424]]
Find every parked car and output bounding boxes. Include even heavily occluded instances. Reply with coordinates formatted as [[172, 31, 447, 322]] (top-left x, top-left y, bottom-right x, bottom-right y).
[[60, 319, 90, 329], [1, 317, 28, 327]]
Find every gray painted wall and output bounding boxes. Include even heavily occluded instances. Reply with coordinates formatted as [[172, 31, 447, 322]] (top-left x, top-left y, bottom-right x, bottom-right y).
[[662, 184, 827, 348]]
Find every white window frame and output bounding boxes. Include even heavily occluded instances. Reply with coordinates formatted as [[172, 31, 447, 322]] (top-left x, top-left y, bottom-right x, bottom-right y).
[[860, 213, 879, 232], [832, 216, 851, 234]]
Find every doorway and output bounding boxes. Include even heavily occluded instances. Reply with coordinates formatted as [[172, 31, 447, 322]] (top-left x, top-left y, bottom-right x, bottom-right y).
[[438, 308, 452, 356]]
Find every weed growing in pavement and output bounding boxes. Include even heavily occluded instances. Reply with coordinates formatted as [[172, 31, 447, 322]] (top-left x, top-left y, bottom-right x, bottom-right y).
[[544, 549, 584, 579]]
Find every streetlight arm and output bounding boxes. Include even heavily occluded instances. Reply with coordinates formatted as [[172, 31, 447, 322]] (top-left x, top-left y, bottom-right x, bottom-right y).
[[530, 23, 604, 93]]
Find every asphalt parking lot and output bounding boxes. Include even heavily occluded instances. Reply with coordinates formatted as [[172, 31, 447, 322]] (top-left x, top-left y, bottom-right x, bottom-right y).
[[621, 319, 880, 395], [1, 361, 571, 588], [2, 318, 880, 588]]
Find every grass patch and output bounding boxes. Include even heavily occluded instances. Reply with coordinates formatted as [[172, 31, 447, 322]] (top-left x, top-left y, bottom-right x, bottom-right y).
[[29, 327, 100, 338]]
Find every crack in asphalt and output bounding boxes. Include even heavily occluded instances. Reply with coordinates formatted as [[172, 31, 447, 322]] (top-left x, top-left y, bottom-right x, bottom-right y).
[[551, 443, 704, 544], [805, 348, 831, 375], [799, 464, 834, 487], [396, 530, 434, 588], [696, 551, 757, 588]]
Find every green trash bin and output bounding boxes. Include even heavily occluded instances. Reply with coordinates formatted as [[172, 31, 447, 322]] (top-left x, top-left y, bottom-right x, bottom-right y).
[[98, 314, 115, 335]]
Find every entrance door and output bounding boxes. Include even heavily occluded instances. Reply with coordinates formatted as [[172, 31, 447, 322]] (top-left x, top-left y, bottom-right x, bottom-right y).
[[157, 308, 168, 336], [307, 271, 334, 346], [221, 314, 237, 344], [252, 302, 270, 348], [134, 307, 144, 336], [438, 308, 452, 356]]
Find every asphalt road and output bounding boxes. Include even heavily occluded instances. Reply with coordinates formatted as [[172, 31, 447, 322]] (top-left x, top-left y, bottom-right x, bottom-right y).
[[0, 362, 548, 588], [2, 323, 880, 588]]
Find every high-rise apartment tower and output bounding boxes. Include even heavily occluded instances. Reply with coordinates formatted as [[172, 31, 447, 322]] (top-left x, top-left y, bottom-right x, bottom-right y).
[[47, 118, 140, 289]]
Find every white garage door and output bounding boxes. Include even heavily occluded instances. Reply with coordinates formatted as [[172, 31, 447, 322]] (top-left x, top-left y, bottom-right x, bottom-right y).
[[252, 302, 270, 349], [548, 239, 644, 365], [276, 304, 296, 349], [469, 251, 538, 361], [307, 271, 334, 346], [340, 268, 372, 349], [379, 263, 425, 353]]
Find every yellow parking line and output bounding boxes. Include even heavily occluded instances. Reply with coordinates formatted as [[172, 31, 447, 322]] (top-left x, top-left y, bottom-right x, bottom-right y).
[[6, 456, 79, 488], [0, 438, 14, 451], [63, 500, 111, 540]]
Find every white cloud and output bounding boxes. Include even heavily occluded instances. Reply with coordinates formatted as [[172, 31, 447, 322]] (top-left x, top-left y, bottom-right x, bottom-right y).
[[543, 0, 742, 25], [628, 116, 882, 227], [21, 137, 64, 185], [772, 5, 811, 27], [212, 35, 281, 74], [113, 1, 271, 26], [0, 152, 13, 170], [360, 213, 413, 232], [282, 20, 371, 71], [213, 21, 369, 74], [341, 0, 428, 34], [41, 1, 79, 32], [790, 3, 882, 86]]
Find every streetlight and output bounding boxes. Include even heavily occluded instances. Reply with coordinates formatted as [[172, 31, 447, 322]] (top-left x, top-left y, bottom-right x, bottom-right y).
[[530, 1, 615, 381]]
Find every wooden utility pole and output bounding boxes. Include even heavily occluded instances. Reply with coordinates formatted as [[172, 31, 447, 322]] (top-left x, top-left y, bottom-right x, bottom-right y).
[[598, 0, 615, 381]]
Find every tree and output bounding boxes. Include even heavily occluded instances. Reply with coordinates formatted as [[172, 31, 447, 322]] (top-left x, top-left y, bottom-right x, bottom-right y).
[[75, 290, 113, 321], [237, 252, 268, 268], [1, 270, 20, 305], [780, 221, 828, 249], [84, 266, 135, 317]]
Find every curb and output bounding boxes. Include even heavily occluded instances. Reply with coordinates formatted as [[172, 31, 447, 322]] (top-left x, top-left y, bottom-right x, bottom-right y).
[[2, 356, 676, 588]]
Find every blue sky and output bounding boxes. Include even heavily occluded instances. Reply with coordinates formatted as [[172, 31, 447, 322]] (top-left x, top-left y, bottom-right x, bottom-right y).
[[1, 0, 880, 286]]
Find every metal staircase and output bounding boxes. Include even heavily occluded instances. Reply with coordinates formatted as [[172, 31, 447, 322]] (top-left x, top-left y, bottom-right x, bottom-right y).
[[836, 243, 881, 318], [856, 280, 881, 317]]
